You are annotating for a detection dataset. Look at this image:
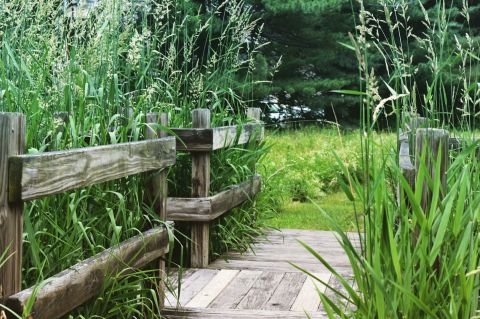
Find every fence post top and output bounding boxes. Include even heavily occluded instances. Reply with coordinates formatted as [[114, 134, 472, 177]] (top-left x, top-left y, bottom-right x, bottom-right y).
[[192, 108, 210, 115], [0, 112, 24, 117], [416, 128, 449, 136]]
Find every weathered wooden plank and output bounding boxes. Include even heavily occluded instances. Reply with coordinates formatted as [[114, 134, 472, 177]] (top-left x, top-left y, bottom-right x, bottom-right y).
[[263, 272, 306, 311], [191, 109, 211, 268], [207, 259, 351, 274], [210, 175, 261, 219], [166, 269, 219, 308], [167, 175, 261, 222], [6, 225, 170, 319], [9, 137, 176, 202], [321, 271, 354, 312], [0, 113, 25, 302], [185, 270, 239, 308], [236, 272, 284, 310], [212, 124, 264, 150], [291, 273, 329, 312], [209, 270, 262, 309], [163, 308, 328, 319], [167, 198, 212, 221], [171, 128, 213, 151]]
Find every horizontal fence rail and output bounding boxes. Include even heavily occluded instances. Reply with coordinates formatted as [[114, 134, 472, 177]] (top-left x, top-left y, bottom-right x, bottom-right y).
[[0, 107, 264, 318], [167, 175, 262, 222], [6, 225, 170, 319], [9, 137, 176, 202], [171, 124, 264, 151]]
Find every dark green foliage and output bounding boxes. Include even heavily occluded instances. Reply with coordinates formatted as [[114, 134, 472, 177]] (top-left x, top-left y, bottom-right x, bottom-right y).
[[243, 0, 361, 123]]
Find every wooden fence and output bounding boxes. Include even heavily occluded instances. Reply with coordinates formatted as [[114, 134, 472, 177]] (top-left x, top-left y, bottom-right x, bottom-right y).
[[398, 115, 450, 210], [0, 108, 263, 318]]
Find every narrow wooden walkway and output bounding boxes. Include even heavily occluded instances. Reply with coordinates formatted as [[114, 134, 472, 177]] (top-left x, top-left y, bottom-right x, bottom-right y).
[[164, 229, 356, 318]]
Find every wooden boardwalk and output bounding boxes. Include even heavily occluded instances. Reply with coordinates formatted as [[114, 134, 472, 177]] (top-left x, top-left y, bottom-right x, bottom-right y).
[[164, 229, 355, 318]]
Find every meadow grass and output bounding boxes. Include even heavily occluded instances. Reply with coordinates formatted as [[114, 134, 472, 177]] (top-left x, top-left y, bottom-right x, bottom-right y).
[[0, 1, 267, 317], [304, 1, 480, 318], [258, 126, 394, 231]]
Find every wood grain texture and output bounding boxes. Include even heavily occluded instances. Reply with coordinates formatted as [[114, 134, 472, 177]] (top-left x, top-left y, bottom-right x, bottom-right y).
[[146, 112, 169, 309], [163, 308, 327, 318], [191, 109, 211, 268], [262, 272, 306, 311], [167, 175, 261, 222], [165, 269, 219, 308], [0, 113, 25, 302], [185, 270, 239, 308], [212, 124, 264, 150], [9, 137, 176, 202], [6, 225, 170, 319], [236, 272, 284, 310], [209, 270, 262, 309], [167, 197, 212, 221], [210, 174, 261, 219], [415, 128, 449, 212], [165, 229, 351, 319], [171, 124, 263, 152], [171, 128, 213, 151], [290, 273, 328, 312]]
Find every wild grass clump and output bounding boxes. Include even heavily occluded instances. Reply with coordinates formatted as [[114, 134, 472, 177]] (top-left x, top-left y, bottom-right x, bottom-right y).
[[304, 1, 480, 317], [260, 126, 393, 202], [0, 0, 266, 317]]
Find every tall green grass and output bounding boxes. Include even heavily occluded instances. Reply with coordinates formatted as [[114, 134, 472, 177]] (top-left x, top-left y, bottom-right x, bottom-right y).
[[0, 0, 266, 317], [303, 1, 480, 318]]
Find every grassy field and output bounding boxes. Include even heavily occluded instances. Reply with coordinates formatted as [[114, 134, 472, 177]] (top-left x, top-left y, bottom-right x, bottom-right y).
[[259, 126, 394, 231]]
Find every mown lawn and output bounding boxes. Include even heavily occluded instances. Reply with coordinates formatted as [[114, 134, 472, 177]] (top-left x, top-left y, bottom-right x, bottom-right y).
[[266, 192, 360, 230]]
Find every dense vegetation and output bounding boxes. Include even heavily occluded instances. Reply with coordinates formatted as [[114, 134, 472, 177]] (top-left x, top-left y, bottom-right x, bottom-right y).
[[0, 1, 266, 317], [259, 127, 393, 230], [2, 0, 480, 318], [306, 1, 480, 318], [243, 0, 480, 125]]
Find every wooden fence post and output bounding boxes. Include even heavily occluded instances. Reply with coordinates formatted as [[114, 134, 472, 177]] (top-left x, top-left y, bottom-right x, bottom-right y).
[[0, 113, 25, 303], [191, 109, 211, 268], [415, 128, 449, 212], [246, 108, 261, 122], [146, 112, 169, 309]]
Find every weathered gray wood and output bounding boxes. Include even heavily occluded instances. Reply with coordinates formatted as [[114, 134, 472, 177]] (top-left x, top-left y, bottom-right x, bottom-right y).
[[166, 269, 219, 308], [185, 269, 239, 308], [146, 112, 169, 309], [6, 226, 170, 319], [167, 198, 212, 221], [171, 128, 213, 151], [191, 109, 211, 268], [263, 272, 306, 311], [9, 137, 176, 202], [212, 124, 264, 150], [162, 308, 328, 319], [398, 133, 416, 204], [210, 175, 261, 219], [237, 272, 284, 310], [291, 273, 328, 312], [209, 270, 262, 309], [246, 108, 262, 122], [171, 124, 264, 152], [415, 128, 449, 212], [0, 113, 25, 303], [407, 116, 428, 158], [167, 175, 261, 222]]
